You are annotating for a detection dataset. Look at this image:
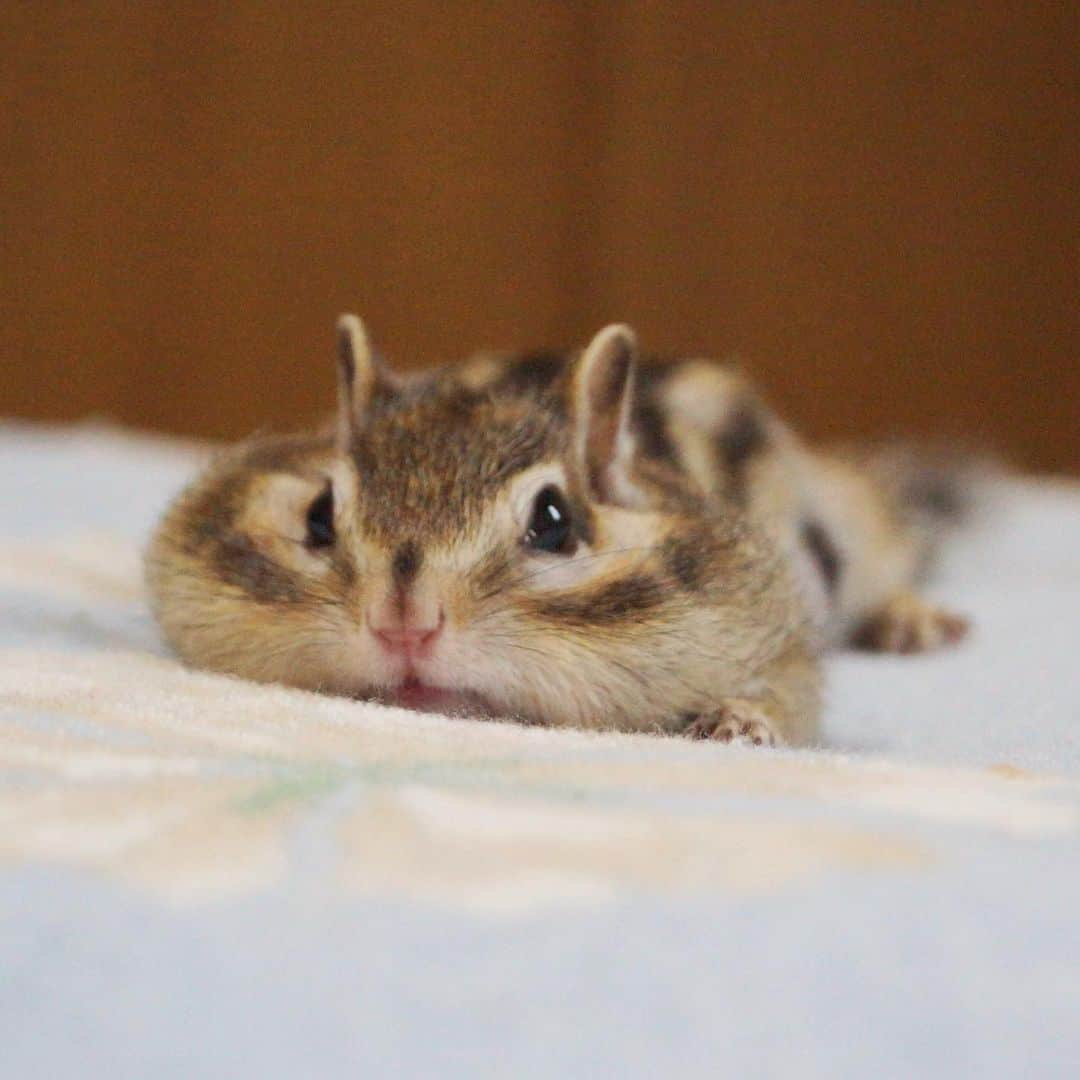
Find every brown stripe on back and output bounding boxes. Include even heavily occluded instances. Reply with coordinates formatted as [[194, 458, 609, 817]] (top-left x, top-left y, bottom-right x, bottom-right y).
[[529, 574, 666, 626], [800, 517, 843, 596], [716, 402, 768, 503]]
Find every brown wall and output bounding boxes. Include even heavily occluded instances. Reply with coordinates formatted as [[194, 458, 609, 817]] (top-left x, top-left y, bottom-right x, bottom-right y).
[[3, 3, 1076, 470]]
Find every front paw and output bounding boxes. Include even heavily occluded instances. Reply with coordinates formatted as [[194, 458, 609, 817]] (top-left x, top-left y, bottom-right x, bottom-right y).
[[684, 701, 781, 747]]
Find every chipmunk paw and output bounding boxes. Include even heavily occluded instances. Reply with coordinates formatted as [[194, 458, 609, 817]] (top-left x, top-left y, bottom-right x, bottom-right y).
[[852, 592, 969, 654], [685, 701, 781, 747]]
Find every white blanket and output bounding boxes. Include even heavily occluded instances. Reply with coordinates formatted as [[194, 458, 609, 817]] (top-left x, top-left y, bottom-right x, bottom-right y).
[[1, 422, 1078, 1077]]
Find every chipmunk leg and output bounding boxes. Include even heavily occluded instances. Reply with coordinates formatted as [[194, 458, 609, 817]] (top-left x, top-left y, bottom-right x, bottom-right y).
[[850, 589, 969, 654], [683, 643, 823, 748]]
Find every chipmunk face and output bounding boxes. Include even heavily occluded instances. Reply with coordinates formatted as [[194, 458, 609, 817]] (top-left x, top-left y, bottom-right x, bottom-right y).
[[147, 318, 795, 732]]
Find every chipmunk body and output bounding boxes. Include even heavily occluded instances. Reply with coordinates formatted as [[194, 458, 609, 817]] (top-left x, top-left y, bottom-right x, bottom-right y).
[[146, 319, 969, 746]]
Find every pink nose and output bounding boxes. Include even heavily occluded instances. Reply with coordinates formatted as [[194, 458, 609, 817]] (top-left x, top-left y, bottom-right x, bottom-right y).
[[370, 612, 444, 657]]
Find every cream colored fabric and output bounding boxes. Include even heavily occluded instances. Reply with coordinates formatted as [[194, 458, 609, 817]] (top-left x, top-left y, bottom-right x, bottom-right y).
[[5, 643, 1076, 912]]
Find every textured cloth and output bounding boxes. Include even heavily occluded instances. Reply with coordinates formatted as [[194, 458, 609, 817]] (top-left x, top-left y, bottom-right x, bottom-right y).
[[1, 422, 1078, 1078]]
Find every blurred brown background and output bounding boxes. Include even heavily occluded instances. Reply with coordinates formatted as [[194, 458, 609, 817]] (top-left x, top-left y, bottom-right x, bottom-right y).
[[3, 3, 1077, 470]]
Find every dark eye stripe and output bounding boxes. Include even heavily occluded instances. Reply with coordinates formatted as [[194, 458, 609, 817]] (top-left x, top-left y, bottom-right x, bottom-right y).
[[211, 534, 305, 604]]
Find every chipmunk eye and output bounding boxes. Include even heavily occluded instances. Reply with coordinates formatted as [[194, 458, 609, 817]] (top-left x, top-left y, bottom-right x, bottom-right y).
[[525, 486, 575, 555], [305, 485, 335, 549]]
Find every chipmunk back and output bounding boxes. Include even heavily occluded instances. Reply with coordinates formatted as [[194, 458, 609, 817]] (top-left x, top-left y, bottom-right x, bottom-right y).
[[146, 317, 970, 746]]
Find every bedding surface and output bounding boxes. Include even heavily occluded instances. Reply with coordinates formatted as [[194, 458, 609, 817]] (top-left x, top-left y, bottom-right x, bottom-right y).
[[1, 422, 1078, 1078]]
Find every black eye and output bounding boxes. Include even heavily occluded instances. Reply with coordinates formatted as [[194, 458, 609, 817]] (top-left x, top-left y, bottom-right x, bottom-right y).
[[305, 485, 335, 549], [524, 486, 576, 555]]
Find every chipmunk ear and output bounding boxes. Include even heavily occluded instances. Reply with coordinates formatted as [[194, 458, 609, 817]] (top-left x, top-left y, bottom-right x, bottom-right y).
[[335, 314, 385, 448], [568, 323, 640, 504]]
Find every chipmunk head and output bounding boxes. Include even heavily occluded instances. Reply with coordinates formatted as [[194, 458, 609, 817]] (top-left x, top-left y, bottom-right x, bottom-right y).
[[147, 316, 789, 730]]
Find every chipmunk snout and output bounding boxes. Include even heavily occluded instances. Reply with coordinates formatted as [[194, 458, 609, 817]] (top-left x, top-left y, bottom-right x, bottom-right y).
[[366, 540, 447, 659], [367, 599, 445, 659]]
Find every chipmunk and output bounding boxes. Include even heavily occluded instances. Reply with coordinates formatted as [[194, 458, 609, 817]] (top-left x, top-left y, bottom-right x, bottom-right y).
[[145, 316, 970, 747]]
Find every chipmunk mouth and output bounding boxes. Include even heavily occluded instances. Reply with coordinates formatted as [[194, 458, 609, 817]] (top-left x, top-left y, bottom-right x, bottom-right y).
[[378, 678, 494, 719]]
